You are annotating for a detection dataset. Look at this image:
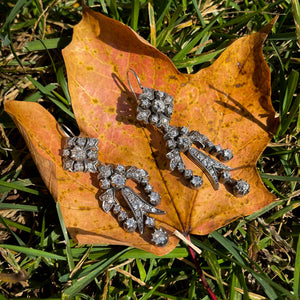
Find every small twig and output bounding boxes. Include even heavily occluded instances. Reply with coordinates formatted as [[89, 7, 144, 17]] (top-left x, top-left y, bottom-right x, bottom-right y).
[[173, 230, 202, 255], [173, 230, 217, 300]]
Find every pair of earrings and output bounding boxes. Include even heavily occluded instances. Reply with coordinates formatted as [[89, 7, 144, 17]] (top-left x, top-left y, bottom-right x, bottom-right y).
[[62, 70, 250, 247]]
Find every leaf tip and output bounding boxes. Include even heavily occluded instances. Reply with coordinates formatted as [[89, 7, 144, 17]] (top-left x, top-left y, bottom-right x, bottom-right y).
[[259, 15, 279, 36]]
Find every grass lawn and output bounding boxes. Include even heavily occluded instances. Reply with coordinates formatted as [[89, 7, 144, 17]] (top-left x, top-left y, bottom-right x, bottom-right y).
[[0, 0, 299, 299]]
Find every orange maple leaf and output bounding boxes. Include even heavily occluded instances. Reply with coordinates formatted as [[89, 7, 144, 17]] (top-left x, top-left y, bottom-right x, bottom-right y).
[[5, 6, 279, 255]]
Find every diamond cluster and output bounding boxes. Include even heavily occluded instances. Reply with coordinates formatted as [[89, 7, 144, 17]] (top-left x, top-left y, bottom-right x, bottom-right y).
[[62, 137, 98, 173], [97, 164, 169, 247], [137, 87, 174, 130]]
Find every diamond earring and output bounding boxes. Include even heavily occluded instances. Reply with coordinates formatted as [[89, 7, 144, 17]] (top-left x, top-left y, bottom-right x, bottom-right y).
[[127, 70, 250, 197], [62, 133, 169, 247]]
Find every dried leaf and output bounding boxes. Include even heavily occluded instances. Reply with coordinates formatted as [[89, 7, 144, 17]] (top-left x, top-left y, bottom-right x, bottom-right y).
[[5, 6, 279, 255]]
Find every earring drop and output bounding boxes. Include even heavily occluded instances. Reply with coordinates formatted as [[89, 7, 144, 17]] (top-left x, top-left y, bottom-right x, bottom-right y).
[[62, 134, 169, 247], [127, 70, 250, 197]]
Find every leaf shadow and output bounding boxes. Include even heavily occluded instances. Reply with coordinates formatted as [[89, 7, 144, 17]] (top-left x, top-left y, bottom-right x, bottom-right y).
[[210, 84, 276, 138]]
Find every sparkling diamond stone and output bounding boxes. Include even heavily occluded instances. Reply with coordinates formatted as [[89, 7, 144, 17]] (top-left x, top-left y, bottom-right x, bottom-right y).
[[100, 178, 111, 189], [152, 228, 169, 247], [221, 148, 233, 161], [165, 126, 179, 139], [113, 204, 122, 214], [85, 161, 98, 173], [233, 180, 250, 196], [86, 149, 98, 161], [180, 127, 189, 135], [140, 99, 151, 109], [150, 114, 159, 124], [102, 200, 113, 213], [118, 211, 128, 222], [155, 90, 165, 99], [149, 191, 161, 206], [140, 87, 154, 100], [190, 175, 203, 188], [170, 158, 178, 171], [111, 174, 126, 189], [219, 171, 232, 184], [165, 104, 174, 116], [164, 94, 173, 105], [115, 164, 125, 174], [184, 169, 193, 179], [137, 108, 151, 123], [63, 159, 73, 171], [144, 184, 153, 194], [153, 99, 165, 113], [178, 135, 192, 152], [137, 168, 148, 178], [126, 166, 137, 178], [123, 217, 137, 233], [166, 149, 180, 159], [62, 149, 70, 157], [73, 161, 84, 172], [145, 216, 156, 228], [158, 115, 170, 130], [86, 138, 98, 148], [70, 146, 86, 161], [66, 137, 76, 147], [99, 189, 116, 213], [76, 137, 86, 147], [177, 162, 186, 173], [98, 164, 112, 179], [166, 139, 177, 149]]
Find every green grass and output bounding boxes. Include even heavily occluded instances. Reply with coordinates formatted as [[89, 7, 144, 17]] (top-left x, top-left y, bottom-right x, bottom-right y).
[[0, 0, 299, 299]]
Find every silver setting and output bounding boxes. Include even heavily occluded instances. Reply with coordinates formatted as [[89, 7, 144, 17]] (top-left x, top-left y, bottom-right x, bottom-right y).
[[152, 228, 169, 247], [98, 163, 168, 246], [62, 134, 169, 247], [127, 69, 250, 196], [62, 137, 98, 173]]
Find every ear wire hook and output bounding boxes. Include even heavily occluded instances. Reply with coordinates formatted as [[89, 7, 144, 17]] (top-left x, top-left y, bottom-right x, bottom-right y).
[[57, 123, 75, 138], [127, 69, 144, 103]]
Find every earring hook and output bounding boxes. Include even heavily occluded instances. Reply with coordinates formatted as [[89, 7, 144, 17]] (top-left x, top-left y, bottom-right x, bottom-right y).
[[127, 69, 144, 103], [58, 123, 75, 137]]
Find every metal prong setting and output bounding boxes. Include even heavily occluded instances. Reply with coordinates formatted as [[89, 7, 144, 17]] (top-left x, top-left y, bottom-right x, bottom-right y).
[[127, 70, 250, 196], [62, 137, 99, 173], [98, 164, 169, 247]]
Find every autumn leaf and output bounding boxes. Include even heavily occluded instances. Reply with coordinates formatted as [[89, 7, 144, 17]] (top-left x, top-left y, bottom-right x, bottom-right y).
[[5, 5, 279, 255]]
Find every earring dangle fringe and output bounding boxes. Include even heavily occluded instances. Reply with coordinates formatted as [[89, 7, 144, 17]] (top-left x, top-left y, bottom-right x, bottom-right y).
[[127, 69, 250, 197], [61, 133, 169, 247]]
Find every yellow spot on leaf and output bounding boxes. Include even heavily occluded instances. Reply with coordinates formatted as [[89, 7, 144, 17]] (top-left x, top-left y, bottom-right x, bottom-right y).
[[91, 97, 99, 104]]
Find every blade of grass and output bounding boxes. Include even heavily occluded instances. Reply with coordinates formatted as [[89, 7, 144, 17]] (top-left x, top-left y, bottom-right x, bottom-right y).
[[56, 202, 74, 272], [62, 248, 129, 299], [191, 0, 206, 27], [0, 180, 40, 195], [23, 37, 71, 52], [294, 233, 300, 297], [26, 75, 75, 118], [259, 173, 300, 181], [131, 0, 139, 31], [0, 244, 66, 260], [172, 17, 217, 61], [1, 0, 33, 31], [0, 203, 40, 212], [0, 216, 25, 246], [148, 0, 156, 47], [56, 66, 71, 105]]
